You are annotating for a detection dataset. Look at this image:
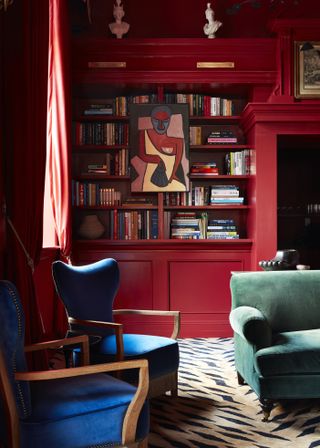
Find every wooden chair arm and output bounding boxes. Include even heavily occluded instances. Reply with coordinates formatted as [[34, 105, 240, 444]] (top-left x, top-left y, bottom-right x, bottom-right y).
[[113, 309, 181, 340], [15, 359, 149, 446], [69, 317, 124, 361], [24, 335, 90, 366]]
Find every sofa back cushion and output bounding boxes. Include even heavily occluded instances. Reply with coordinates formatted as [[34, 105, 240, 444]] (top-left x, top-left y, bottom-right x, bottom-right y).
[[230, 270, 320, 333]]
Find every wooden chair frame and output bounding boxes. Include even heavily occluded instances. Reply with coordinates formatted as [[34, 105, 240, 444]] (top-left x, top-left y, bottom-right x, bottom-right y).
[[0, 334, 149, 448]]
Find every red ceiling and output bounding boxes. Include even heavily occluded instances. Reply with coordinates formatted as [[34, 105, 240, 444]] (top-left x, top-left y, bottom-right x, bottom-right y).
[[69, 0, 320, 38]]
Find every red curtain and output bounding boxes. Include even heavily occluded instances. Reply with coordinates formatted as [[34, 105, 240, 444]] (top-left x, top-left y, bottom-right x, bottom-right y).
[[47, 0, 72, 261], [4, 0, 49, 346], [47, 0, 72, 336]]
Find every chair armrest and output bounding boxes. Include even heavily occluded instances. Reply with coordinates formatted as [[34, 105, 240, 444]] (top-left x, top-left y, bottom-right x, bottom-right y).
[[24, 335, 90, 365], [229, 306, 272, 348], [15, 359, 149, 446], [69, 317, 124, 361], [113, 309, 181, 339]]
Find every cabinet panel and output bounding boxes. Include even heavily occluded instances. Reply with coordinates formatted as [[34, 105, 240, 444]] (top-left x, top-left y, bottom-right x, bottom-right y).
[[73, 241, 250, 336], [115, 260, 153, 309], [169, 260, 243, 313]]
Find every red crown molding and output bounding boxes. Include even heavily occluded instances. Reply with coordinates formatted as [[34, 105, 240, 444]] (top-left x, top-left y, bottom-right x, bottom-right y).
[[72, 37, 277, 88], [241, 102, 320, 133]]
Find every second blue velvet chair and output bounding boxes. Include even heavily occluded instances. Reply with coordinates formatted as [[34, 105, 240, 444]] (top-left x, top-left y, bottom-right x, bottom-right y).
[[52, 258, 180, 397], [0, 280, 149, 448]]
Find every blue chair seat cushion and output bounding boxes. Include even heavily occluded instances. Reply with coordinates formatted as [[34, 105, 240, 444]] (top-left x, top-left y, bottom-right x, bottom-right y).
[[20, 373, 149, 448], [92, 334, 179, 379], [255, 328, 320, 377]]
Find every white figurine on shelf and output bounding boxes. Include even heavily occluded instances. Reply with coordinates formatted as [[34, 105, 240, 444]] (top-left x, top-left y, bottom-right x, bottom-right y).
[[203, 2, 222, 39], [109, 0, 130, 39]]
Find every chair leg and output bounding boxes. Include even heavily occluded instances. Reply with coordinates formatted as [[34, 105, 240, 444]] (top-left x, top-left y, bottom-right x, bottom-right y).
[[237, 371, 245, 385], [260, 398, 274, 421], [171, 386, 178, 397], [137, 437, 148, 447]]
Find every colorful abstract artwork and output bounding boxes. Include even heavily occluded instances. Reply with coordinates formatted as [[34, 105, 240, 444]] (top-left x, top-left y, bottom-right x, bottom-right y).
[[130, 104, 189, 192]]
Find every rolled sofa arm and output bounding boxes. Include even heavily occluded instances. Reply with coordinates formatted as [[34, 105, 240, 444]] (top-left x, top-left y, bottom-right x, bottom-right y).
[[229, 306, 272, 348]]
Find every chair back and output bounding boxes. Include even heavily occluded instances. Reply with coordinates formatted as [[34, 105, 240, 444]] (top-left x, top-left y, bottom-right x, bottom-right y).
[[52, 258, 120, 336], [0, 281, 31, 419]]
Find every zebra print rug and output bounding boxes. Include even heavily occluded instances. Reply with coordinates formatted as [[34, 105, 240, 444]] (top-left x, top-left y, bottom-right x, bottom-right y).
[[149, 338, 320, 448]]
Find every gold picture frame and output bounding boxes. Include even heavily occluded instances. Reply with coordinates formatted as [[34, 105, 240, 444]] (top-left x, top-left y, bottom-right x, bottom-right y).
[[294, 41, 320, 98]]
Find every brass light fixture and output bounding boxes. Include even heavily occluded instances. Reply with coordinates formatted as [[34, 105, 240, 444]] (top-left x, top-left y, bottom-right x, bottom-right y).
[[0, 0, 13, 12]]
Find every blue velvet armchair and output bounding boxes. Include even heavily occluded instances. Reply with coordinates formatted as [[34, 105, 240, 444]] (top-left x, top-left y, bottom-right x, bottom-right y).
[[0, 280, 149, 448], [52, 258, 180, 398]]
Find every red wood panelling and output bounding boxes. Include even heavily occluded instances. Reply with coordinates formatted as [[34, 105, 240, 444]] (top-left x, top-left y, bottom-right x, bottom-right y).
[[169, 260, 242, 313], [115, 260, 153, 309], [72, 242, 251, 337]]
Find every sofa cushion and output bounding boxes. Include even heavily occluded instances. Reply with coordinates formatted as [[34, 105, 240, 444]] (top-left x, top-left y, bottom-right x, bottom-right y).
[[255, 328, 320, 376]]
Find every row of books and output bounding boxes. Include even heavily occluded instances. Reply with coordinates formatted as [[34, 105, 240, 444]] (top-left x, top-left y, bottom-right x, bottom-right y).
[[73, 122, 129, 146], [72, 182, 122, 207], [189, 126, 203, 145], [163, 94, 243, 117], [168, 212, 240, 239], [83, 95, 159, 117], [81, 94, 244, 118], [225, 149, 252, 175], [84, 149, 129, 177], [109, 209, 158, 240], [163, 184, 245, 206], [170, 211, 207, 239]]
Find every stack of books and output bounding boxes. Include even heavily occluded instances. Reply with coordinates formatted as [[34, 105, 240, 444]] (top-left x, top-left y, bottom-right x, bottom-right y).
[[207, 219, 239, 240], [122, 197, 153, 206], [87, 164, 108, 174], [207, 130, 238, 144], [171, 212, 201, 239], [190, 162, 219, 176], [84, 104, 114, 115], [210, 185, 244, 205]]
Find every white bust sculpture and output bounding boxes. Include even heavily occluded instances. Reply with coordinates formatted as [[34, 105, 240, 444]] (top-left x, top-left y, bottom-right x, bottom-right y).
[[109, 0, 130, 39], [203, 2, 222, 39]]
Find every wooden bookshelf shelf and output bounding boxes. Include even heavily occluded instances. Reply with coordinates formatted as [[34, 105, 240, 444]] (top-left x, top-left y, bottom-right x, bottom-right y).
[[189, 115, 242, 122], [75, 175, 130, 181], [189, 174, 251, 180], [190, 144, 251, 150], [74, 238, 253, 247], [75, 204, 158, 210], [73, 145, 129, 152], [77, 115, 129, 121], [164, 205, 251, 210]]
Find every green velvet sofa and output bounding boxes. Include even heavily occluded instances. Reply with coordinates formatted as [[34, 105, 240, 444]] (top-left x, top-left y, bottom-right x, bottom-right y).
[[229, 270, 320, 420]]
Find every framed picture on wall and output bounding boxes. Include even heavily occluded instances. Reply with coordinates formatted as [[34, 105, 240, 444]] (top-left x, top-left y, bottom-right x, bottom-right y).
[[294, 41, 320, 98], [130, 103, 190, 192]]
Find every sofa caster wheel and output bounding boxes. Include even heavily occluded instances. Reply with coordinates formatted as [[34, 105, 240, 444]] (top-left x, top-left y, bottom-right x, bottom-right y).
[[262, 411, 270, 422], [260, 398, 273, 421]]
